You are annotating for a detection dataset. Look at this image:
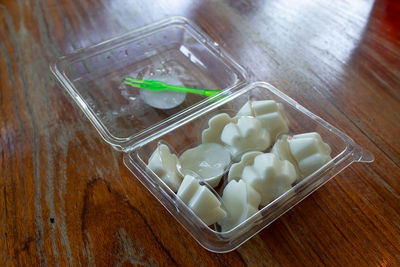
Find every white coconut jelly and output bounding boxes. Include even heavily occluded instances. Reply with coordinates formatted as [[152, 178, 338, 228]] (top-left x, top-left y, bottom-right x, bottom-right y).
[[237, 100, 289, 143], [147, 143, 182, 192], [241, 153, 297, 205], [221, 116, 270, 161], [202, 113, 271, 161], [218, 180, 261, 232], [177, 175, 227, 226], [178, 143, 231, 187], [272, 132, 332, 180], [228, 151, 263, 182]]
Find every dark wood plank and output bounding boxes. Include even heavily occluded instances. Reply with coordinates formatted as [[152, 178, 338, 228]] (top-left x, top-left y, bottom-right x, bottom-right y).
[[0, 0, 399, 266]]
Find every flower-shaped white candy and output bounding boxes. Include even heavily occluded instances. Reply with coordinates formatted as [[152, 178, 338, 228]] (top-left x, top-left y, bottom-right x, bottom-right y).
[[178, 143, 231, 188], [228, 151, 263, 182], [271, 135, 301, 175], [272, 132, 332, 179], [237, 100, 289, 142], [202, 113, 237, 144], [147, 144, 182, 192], [219, 180, 261, 232], [241, 153, 297, 205], [290, 133, 332, 176], [221, 117, 270, 161], [177, 175, 227, 226]]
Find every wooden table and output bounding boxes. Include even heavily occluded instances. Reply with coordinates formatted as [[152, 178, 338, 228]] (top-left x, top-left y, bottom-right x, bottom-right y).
[[1, 0, 399, 266]]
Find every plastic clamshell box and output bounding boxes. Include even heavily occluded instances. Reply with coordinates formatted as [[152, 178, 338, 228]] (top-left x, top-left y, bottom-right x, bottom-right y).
[[51, 17, 373, 252]]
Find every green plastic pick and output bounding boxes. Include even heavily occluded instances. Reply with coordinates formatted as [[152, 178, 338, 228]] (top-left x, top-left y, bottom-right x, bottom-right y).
[[124, 77, 222, 97]]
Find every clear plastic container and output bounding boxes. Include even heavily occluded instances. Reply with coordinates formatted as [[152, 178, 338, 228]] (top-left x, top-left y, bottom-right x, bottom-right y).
[[51, 16, 373, 252]]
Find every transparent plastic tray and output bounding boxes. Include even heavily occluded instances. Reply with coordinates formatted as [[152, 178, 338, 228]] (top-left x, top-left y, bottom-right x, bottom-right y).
[[51, 17, 373, 252]]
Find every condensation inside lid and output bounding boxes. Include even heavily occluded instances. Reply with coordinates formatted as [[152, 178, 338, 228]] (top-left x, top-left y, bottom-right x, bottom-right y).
[[53, 17, 247, 150]]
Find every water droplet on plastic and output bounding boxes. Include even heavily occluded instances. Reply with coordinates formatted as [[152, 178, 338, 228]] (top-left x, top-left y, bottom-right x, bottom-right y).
[[150, 71, 154, 76], [214, 42, 219, 46], [201, 38, 206, 43], [128, 96, 136, 101]]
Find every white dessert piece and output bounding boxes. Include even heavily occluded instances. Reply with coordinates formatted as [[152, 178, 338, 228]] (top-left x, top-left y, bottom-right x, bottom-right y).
[[271, 135, 295, 162], [228, 151, 263, 182], [237, 100, 289, 143], [241, 153, 297, 205], [140, 89, 186, 109], [177, 175, 227, 226], [219, 180, 261, 232], [202, 113, 237, 144], [178, 143, 231, 188], [290, 133, 332, 176], [138, 74, 187, 109], [272, 132, 332, 179], [147, 144, 182, 192], [221, 116, 270, 161], [271, 134, 301, 175]]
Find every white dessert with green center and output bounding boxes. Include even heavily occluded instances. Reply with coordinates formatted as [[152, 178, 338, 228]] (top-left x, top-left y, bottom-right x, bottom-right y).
[[177, 175, 227, 226], [147, 144, 182, 192]]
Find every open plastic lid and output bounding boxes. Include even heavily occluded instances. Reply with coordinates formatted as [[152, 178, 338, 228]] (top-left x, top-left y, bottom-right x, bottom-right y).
[[51, 17, 248, 151]]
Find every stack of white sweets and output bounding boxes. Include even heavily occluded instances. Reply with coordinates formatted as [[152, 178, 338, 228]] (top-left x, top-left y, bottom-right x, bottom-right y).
[[147, 100, 332, 231]]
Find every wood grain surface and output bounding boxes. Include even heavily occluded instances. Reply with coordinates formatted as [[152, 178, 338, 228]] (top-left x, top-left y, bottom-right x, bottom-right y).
[[1, 0, 399, 266]]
